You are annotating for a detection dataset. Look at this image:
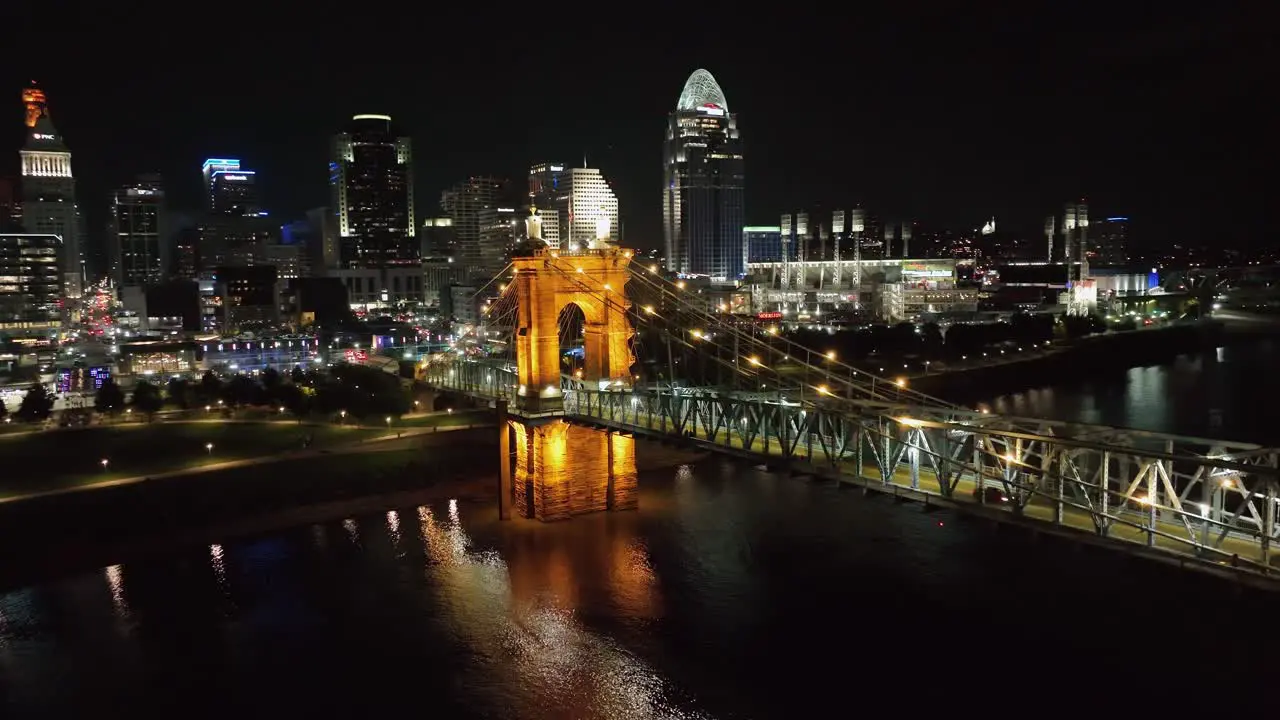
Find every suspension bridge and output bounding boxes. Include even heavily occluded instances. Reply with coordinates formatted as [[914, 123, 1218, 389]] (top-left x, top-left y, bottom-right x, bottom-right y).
[[420, 246, 1280, 584]]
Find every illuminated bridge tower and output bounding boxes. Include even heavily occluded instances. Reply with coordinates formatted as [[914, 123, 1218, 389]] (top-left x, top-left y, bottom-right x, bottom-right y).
[[510, 247, 635, 414], [496, 246, 638, 522]]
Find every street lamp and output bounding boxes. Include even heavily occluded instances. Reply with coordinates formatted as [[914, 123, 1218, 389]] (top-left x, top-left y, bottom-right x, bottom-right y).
[[206, 442, 213, 455], [100, 458, 109, 472], [385, 416, 392, 428]]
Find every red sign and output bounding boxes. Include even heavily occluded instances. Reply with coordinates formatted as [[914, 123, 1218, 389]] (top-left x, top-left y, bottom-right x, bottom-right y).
[[344, 349, 368, 364], [756, 312, 782, 320]]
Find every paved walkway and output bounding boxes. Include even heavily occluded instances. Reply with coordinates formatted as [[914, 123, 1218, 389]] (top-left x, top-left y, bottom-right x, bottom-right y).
[[0, 423, 488, 506]]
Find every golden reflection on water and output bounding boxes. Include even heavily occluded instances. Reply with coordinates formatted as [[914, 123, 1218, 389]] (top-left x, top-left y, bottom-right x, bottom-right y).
[[386, 510, 402, 549], [513, 420, 639, 521], [104, 564, 130, 620], [413, 499, 702, 719]]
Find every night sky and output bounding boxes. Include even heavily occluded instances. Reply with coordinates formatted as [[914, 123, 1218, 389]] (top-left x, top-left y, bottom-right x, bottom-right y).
[[3, 7, 1272, 258]]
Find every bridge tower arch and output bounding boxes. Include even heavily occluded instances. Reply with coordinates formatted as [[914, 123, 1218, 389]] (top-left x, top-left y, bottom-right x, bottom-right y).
[[511, 248, 635, 413]]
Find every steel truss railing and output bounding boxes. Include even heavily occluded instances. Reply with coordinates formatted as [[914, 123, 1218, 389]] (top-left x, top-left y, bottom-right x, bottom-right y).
[[422, 354, 1280, 577]]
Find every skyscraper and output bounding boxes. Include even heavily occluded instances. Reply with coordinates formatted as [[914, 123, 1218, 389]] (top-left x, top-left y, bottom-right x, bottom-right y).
[[330, 114, 416, 268], [200, 158, 268, 267], [19, 86, 82, 300], [528, 163, 619, 251], [109, 175, 167, 288], [663, 69, 745, 280], [441, 177, 514, 277]]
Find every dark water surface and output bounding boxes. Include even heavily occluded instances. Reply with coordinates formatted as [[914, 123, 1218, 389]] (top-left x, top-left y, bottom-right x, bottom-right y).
[[1, 460, 1270, 718], [3, 342, 1278, 718], [983, 339, 1280, 444]]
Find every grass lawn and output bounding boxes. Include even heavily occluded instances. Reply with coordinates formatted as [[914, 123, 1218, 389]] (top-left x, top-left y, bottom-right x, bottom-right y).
[[0, 421, 380, 496]]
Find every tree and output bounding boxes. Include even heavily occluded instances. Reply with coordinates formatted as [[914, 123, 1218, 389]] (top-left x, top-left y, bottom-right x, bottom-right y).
[[224, 374, 262, 407], [131, 380, 164, 419], [16, 384, 54, 423], [279, 383, 311, 423], [94, 379, 126, 416], [261, 367, 283, 402], [290, 365, 306, 384], [196, 371, 223, 405], [166, 377, 192, 408]]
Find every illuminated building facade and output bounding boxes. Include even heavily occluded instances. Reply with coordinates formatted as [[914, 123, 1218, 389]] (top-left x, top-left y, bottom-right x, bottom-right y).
[[441, 177, 515, 277], [746, 257, 978, 321], [528, 163, 570, 249], [200, 158, 269, 267], [19, 88, 82, 300], [0, 230, 62, 332], [567, 167, 618, 249], [744, 225, 787, 264], [330, 114, 416, 269], [662, 69, 745, 280], [528, 163, 619, 251], [109, 175, 167, 287], [1090, 216, 1129, 265]]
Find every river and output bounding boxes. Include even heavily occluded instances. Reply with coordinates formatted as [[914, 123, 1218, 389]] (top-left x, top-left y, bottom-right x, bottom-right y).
[[982, 337, 1280, 444], [1, 342, 1276, 718]]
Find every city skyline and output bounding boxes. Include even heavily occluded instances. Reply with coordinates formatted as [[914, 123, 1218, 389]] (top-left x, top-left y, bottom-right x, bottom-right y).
[[1, 8, 1271, 261]]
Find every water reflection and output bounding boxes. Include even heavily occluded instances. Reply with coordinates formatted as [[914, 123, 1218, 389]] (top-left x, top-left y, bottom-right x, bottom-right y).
[[342, 518, 359, 545], [386, 510, 402, 549], [104, 565, 129, 620], [415, 499, 701, 718], [983, 342, 1280, 443], [511, 421, 638, 521]]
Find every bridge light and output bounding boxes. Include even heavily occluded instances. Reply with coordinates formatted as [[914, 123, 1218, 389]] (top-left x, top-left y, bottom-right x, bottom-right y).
[[676, 281, 686, 289], [767, 326, 778, 335], [643, 305, 655, 314], [576, 267, 584, 273], [897, 417, 925, 427], [895, 377, 907, 388], [825, 350, 836, 360], [649, 264, 658, 273], [817, 385, 832, 395], [747, 355, 761, 366], [603, 284, 612, 291]]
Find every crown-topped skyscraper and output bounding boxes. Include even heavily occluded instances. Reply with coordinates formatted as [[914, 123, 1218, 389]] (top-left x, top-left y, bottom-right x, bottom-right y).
[[662, 69, 745, 281], [19, 84, 82, 300]]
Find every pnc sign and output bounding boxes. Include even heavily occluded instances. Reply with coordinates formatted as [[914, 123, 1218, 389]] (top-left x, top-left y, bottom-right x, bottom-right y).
[[33, 133, 55, 140]]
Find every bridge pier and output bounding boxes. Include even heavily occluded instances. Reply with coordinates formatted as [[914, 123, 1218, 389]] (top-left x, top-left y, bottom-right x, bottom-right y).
[[506, 417, 637, 522]]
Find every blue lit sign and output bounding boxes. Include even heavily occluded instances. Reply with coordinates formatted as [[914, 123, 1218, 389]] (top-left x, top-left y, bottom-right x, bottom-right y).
[[1105, 217, 1128, 221], [202, 158, 241, 172]]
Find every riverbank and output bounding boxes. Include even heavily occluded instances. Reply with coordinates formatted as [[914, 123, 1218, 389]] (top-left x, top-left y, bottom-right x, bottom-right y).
[[0, 427, 707, 592], [912, 321, 1238, 403], [0, 428, 496, 587]]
